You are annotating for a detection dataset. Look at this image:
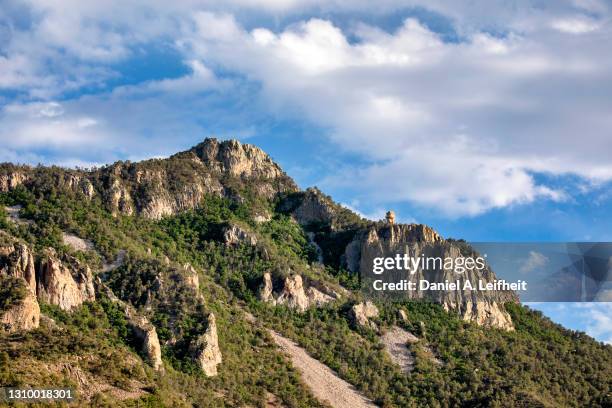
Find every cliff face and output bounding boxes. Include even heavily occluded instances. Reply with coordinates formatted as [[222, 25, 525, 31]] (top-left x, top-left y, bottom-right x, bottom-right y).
[[345, 224, 517, 330], [0, 283, 40, 333], [191, 313, 222, 376], [37, 250, 96, 311], [0, 236, 41, 332]]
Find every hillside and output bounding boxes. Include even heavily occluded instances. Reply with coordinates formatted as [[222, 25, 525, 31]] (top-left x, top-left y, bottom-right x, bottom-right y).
[[0, 138, 610, 407]]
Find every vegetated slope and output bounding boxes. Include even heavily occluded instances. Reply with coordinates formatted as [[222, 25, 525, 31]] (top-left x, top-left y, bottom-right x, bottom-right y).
[[0, 138, 610, 407]]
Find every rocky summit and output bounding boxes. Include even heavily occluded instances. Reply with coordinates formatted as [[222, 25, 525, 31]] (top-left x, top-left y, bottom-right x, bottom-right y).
[[0, 138, 610, 407]]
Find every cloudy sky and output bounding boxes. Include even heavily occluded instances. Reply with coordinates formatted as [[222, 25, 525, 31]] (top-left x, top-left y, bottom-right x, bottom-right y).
[[1, 0, 611, 342]]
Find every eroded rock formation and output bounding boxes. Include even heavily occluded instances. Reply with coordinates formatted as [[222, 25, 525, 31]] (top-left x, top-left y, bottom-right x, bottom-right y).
[[0, 279, 40, 333], [37, 250, 96, 311], [350, 301, 380, 329], [345, 223, 517, 330], [191, 313, 222, 376], [223, 224, 257, 246], [261, 273, 339, 311]]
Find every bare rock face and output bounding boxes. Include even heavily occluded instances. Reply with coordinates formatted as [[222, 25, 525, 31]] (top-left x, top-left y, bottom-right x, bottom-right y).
[[223, 224, 257, 246], [0, 169, 27, 192], [0, 238, 37, 293], [261, 273, 339, 310], [350, 301, 379, 329], [37, 250, 95, 311], [191, 313, 222, 376], [448, 299, 514, 331], [276, 275, 310, 312], [289, 188, 336, 227], [127, 311, 164, 372], [97, 281, 164, 372], [0, 284, 40, 333], [193, 138, 284, 181], [346, 224, 516, 330], [259, 272, 276, 304], [182, 263, 199, 291], [0, 237, 40, 333]]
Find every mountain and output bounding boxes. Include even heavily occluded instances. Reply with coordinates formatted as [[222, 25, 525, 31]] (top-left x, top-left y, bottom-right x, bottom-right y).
[[0, 138, 610, 407]]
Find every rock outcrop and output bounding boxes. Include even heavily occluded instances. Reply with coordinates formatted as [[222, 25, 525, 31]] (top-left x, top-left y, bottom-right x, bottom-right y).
[[0, 278, 40, 333], [350, 301, 379, 329], [191, 313, 222, 376], [0, 168, 27, 192], [0, 238, 37, 292], [127, 311, 164, 372], [346, 224, 517, 330], [97, 282, 164, 372], [223, 224, 257, 246], [276, 275, 310, 312], [182, 263, 199, 291], [37, 250, 96, 311], [289, 188, 336, 227], [263, 273, 340, 311], [259, 272, 276, 304], [0, 236, 40, 332]]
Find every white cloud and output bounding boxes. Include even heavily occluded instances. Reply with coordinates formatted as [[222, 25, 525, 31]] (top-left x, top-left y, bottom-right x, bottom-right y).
[[1, 1, 611, 215], [551, 17, 600, 33], [577, 303, 612, 344], [519, 251, 550, 274]]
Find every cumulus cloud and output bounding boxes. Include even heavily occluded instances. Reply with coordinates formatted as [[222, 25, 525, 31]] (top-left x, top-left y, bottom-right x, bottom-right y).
[[1, 1, 611, 215], [176, 12, 610, 214]]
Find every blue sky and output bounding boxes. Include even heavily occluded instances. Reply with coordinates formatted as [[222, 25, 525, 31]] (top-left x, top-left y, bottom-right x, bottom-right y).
[[1, 0, 611, 343]]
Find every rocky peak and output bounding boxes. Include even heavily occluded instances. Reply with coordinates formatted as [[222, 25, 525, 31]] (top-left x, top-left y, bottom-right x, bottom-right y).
[[191, 138, 290, 181]]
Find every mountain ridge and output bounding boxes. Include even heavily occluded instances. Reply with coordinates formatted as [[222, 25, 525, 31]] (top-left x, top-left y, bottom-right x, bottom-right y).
[[0, 137, 610, 407]]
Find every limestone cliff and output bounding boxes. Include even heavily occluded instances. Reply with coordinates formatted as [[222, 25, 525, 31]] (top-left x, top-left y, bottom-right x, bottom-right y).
[[0, 282, 40, 333], [0, 235, 40, 332], [345, 223, 517, 330], [37, 250, 96, 311], [0, 236, 37, 292], [191, 313, 222, 376], [97, 281, 164, 371]]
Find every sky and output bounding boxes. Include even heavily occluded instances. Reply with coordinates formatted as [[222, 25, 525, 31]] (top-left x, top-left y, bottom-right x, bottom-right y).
[[0, 0, 611, 343]]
